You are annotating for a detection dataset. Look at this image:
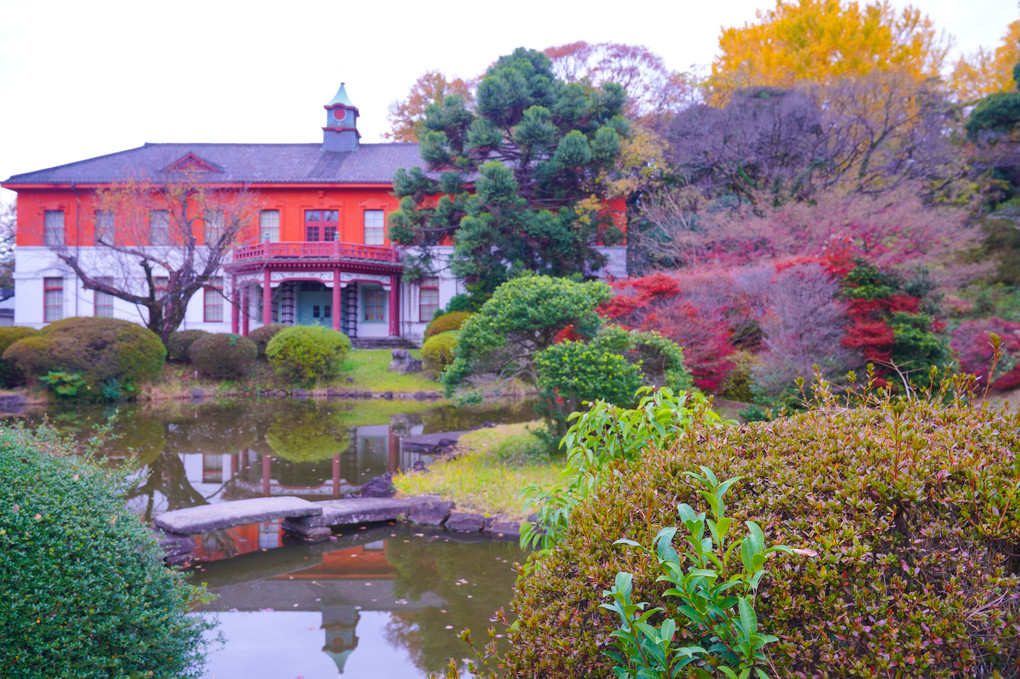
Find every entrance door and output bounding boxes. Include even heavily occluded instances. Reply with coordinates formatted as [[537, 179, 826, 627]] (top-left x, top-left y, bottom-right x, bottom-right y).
[[296, 282, 333, 328]]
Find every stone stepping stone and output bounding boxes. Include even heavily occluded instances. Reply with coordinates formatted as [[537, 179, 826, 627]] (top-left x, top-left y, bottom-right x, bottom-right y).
[[154, 497, 322, 535], [283, 497, 412, 538]]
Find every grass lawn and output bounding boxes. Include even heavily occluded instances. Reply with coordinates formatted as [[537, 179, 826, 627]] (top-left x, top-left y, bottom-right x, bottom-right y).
[[393, 420, 562, 521], [337, 348, 439, 393]]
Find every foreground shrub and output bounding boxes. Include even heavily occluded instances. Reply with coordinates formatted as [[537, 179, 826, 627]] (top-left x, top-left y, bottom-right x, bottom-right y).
[[425, 311, 472, 340], [166, 329, 209, 363], [248, 324, 288, 359], [499, 383, 1020, 677], [3, 317, 165, 400], [0, 425, 212, 678], [422, 331, 458, 379], [188, 333, 256, 380], [266, 325, 351, 384], [0, 326, 41, 387]]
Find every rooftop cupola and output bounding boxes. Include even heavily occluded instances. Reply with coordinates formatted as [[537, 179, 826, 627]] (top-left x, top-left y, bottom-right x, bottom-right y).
[[322, 82, 360, 152]]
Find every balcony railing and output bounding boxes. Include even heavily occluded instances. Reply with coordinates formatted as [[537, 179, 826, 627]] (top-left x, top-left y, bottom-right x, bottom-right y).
[[231, 241, 400, 264]]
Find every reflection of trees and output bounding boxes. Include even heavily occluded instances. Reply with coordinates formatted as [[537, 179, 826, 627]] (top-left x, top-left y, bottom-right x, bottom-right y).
[[420, 400, 536, 434], [124, 449, 206, 521], [161, 402, 258, 455], [384, 537, 521, 673], [264, 401, 351, 463]]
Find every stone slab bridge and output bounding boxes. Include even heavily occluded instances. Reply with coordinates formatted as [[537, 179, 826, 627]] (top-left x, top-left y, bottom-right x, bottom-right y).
[[154, 496, 411, 540]]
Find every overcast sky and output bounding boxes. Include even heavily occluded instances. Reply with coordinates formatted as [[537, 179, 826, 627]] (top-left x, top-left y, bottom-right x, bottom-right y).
[[1, 0, 1016, 203]]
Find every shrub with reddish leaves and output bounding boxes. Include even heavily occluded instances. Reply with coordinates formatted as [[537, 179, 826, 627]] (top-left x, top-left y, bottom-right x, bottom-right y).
[[951, 317, 1020, 391]]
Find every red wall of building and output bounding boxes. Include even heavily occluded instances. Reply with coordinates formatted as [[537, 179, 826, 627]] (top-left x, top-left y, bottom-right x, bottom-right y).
[[13, 184, 401, 248]]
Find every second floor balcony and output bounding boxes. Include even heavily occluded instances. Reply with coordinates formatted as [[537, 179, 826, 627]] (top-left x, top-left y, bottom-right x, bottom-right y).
[[230, 240, 400, 265]]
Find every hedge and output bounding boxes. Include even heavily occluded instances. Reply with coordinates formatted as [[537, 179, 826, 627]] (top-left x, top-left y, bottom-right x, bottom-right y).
[[265, 325, 351, 385], [0, 425, 212, 678], [3, 317, 165, 400], [166, 329, 209, 363], [425, 311, 472, 340], [495, 386, 1020, 677], [248, 324, 288, 360], [422, 331, 458, 379], [188, 333, 257, 380], [0, 326, 42, 387]]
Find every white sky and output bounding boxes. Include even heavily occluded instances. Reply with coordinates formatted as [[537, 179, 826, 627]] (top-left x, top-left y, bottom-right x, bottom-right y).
[[1, 0, 1016, 203]]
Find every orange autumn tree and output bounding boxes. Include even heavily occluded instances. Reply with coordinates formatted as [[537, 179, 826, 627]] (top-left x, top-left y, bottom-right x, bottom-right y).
[[384, 70, 474, 142], [705, 0, 950, 104], [950, 19, 1020, 104]]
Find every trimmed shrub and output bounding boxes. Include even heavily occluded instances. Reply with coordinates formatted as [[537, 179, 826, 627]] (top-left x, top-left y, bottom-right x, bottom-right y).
[[499, 386, 1020, 677], [534, 340, 643, 438], [188, 333, 257, 380], [3, 317, 165, 400], [166, 329, 209, 363], [266, 325, 351, 385], [248, 324, 288, 359], [0, 326, 42, 387], [424, 311, 472, 340], [422, 330, 458, 379], [592, 325, 694, 393], [0, 425, 212, 678], [445, 293, 479, 313]]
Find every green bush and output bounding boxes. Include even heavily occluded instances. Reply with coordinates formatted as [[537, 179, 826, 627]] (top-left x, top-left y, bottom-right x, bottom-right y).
[[165, 329, 209, 363], [500, 383, 1020, 677], [0, 326, 41, 387], [187, 333, 257, 380], [534, 340, 643, 438], [0, 425, 212, 678], [248, 324, 288, 359], [3, 317, 165, 400], [424, 311, 472, 340], [593, 325, 694, 393], [422, 331, 458, 379], [266, 325, 351, 385], [445, 293, 479, 314]]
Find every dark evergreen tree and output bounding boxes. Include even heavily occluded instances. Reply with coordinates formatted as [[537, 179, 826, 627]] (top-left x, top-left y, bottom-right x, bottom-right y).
[[388, 48, 628, 298]]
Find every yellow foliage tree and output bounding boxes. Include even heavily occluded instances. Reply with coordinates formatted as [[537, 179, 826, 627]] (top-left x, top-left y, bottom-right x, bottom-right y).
[[950, 19, 1020, 104], [706, 0, 949, 103]]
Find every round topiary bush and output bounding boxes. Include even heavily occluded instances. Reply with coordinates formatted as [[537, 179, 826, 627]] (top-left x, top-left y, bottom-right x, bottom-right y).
[[165, 329, 209, 363], [248, 324, 288, 360], [0, 425, 212, 679], [424, 311, 472, 340], [422, 330, 458, 379], [266, 325, 351, 385], [501, 387, 1020, 677], [3, 317, 165, 400], [0, 326, 42, 387], [188, 333, 257, 380]]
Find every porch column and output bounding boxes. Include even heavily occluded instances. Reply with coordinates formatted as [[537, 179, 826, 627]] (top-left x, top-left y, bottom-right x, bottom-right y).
[[230, 276, 239, 334], [388, 273, 400, 337], [332, 269, 342, 333], [241, 286, 250, 337], [262, 270, 273, 327]]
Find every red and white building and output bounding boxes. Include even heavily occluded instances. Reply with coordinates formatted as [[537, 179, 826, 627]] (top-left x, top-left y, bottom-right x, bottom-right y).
[[1, 84, 627, 342]]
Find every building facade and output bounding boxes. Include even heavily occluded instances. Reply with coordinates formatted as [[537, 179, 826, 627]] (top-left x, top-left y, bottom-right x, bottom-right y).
[[2, 84, 626, 343]]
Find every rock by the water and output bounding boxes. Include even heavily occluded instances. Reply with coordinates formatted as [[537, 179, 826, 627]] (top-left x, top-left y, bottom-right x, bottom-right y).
[[360, 472, 396, 498], [408, 495, 454, 526], [389, 349, 422, 374], [446, 511, 489, 533]]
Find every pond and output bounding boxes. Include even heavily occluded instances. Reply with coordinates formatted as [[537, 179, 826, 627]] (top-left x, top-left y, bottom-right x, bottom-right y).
[[3, 396, 535, 678], [5, 396, 538, 520]]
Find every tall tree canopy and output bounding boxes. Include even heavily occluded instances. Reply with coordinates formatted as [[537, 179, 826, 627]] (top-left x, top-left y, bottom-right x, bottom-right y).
[[384, 70, 475, 143], [705, 0, 949, 103], [951, 19, 1020, 104], [388, 47, 629, 298]]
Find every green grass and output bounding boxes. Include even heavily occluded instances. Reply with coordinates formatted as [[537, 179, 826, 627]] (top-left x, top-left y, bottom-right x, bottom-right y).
[[337, 348, 441, 393], [393, 420, 562, 521]]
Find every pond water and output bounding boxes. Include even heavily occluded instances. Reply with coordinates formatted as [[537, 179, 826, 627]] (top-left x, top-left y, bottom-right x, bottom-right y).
[[5, 397, 537, 521], [3, 397, 535, 678]]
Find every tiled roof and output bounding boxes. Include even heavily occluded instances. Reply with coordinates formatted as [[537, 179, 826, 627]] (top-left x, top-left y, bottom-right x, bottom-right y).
[[3, 142, 422, 185]]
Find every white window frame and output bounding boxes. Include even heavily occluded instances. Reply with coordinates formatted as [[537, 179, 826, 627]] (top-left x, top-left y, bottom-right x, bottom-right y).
[[364, 210, 385, 245]]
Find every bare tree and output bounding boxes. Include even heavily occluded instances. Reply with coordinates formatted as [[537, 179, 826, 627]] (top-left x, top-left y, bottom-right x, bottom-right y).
[[52, 174, 258, 343], [0, 199, 14, 301]]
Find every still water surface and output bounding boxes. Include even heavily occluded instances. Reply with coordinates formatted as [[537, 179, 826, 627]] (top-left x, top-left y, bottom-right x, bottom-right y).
[[5, 397, 534, 678]]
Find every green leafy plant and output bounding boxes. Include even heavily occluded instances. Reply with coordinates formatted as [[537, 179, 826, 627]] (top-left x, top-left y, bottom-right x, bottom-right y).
[[606, 468, 795, 679], [40, 370, 86, 398], [521, 387, 726, 554], [422, 330, 458, 379], [187, 332, 257, 380], [424, 311, 472, 340], [165, 329, 209, 363]]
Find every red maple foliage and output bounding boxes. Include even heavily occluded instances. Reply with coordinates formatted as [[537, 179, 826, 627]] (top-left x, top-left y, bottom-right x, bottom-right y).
[[950, 317, 1020, 391]]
